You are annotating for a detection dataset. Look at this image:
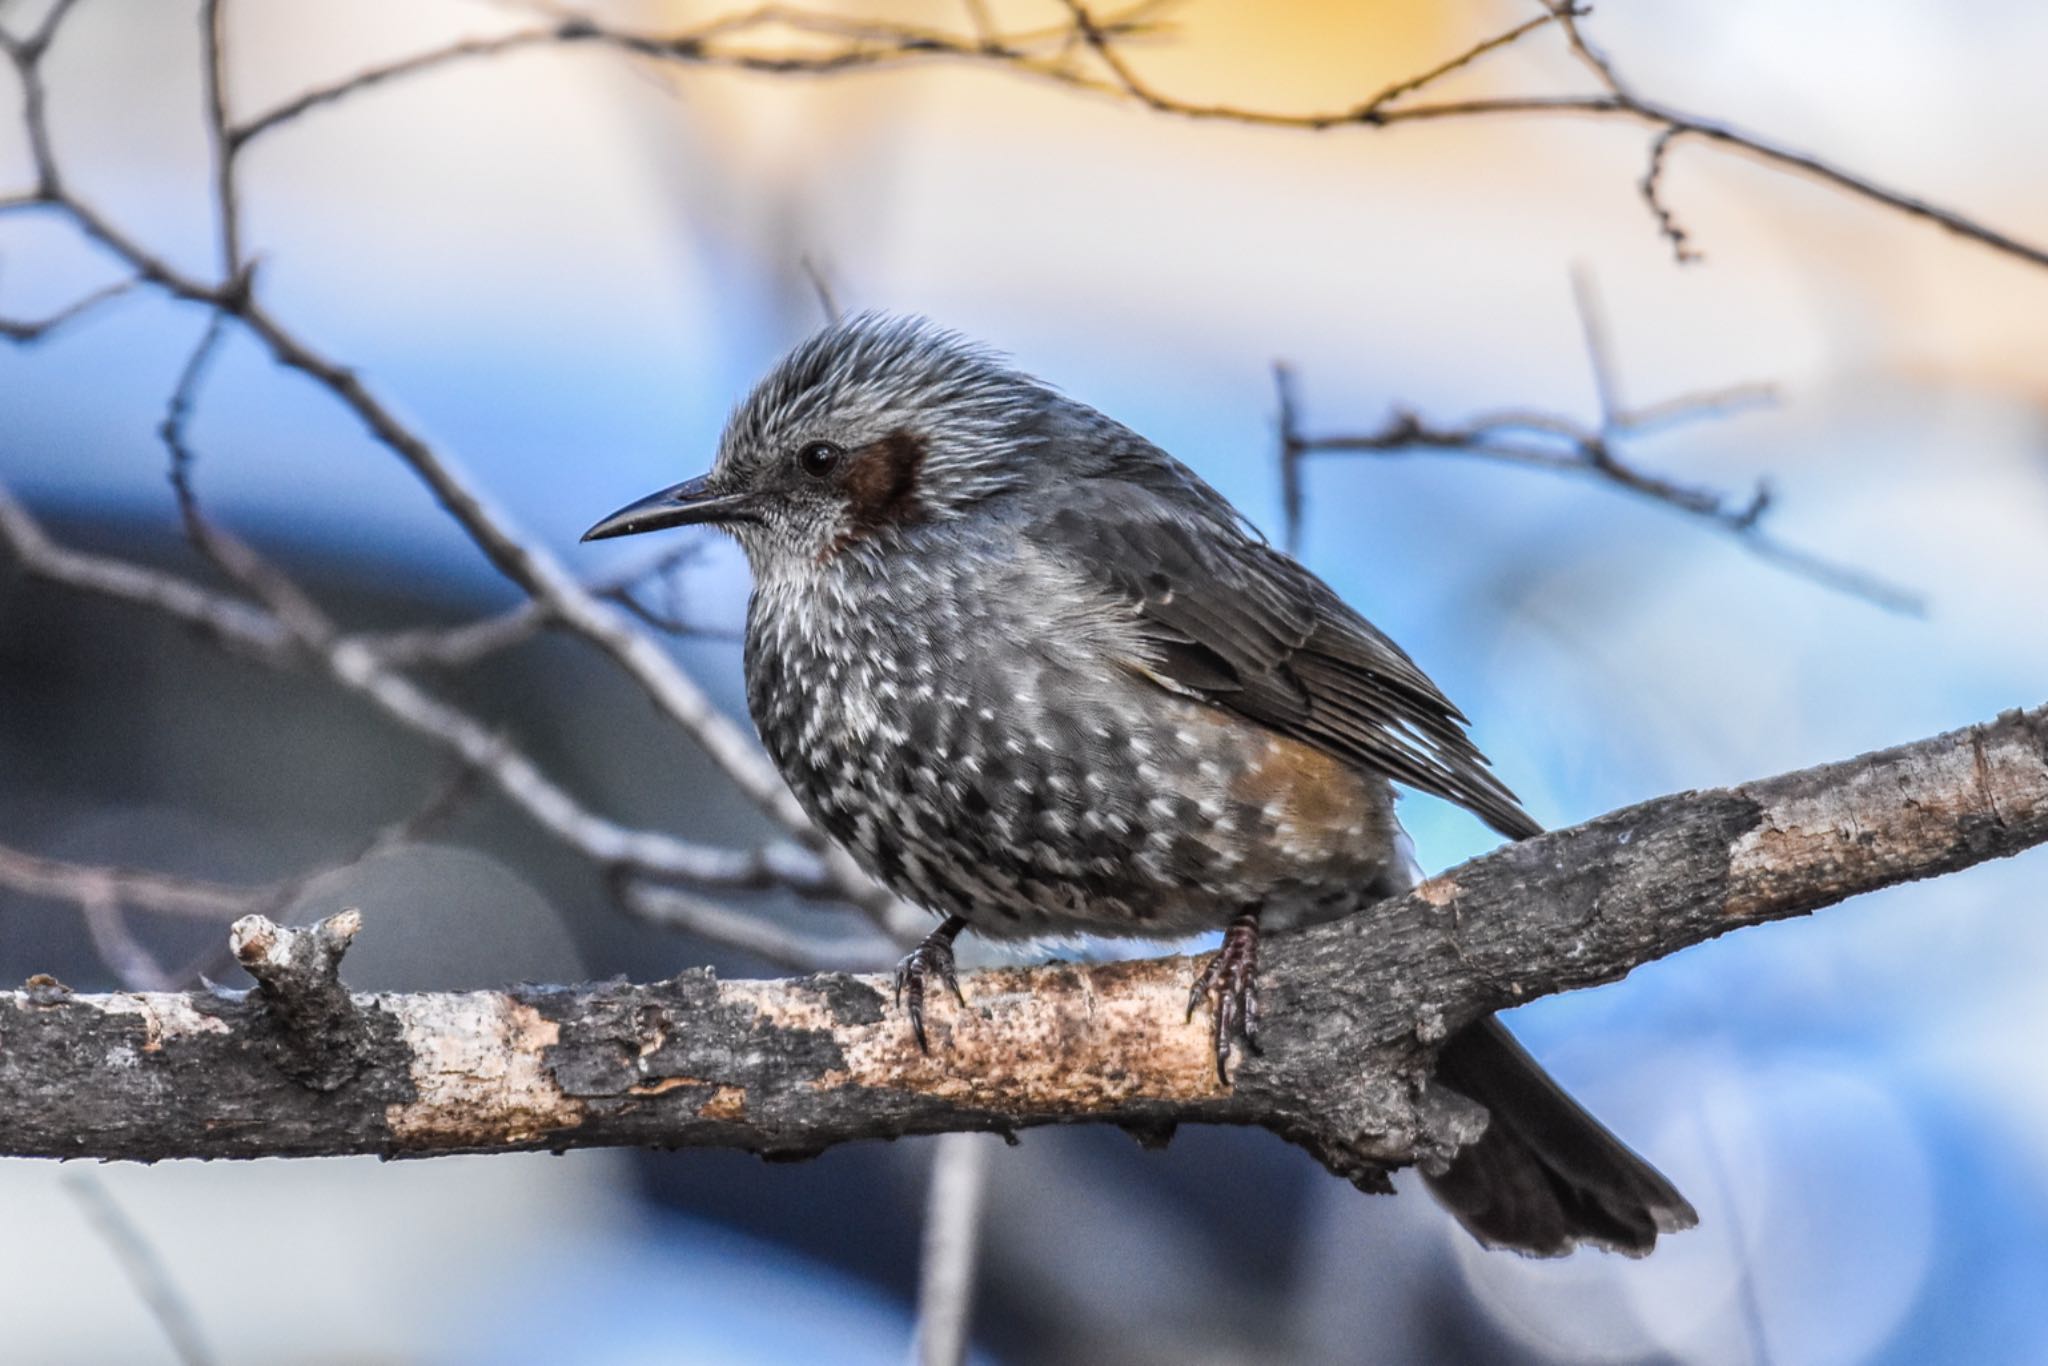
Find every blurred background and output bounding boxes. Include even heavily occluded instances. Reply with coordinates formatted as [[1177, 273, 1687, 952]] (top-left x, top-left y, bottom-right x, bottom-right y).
[[3, 0, 2047, 1361]]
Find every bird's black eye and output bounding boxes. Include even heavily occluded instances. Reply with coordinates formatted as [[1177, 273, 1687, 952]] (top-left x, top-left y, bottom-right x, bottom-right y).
[[797, 441, 843, 478]]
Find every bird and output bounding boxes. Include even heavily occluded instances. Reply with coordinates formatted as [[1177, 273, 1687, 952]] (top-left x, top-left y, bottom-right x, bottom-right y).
[[582, 313, 1697, 1256]]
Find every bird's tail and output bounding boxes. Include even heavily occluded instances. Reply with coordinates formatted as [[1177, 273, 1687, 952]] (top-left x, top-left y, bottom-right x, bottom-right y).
[[1420, 1015, 1697, 1257]]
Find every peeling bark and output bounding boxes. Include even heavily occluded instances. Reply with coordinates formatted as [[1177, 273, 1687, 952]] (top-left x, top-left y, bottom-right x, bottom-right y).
[[3, 704, 2044, 1182]]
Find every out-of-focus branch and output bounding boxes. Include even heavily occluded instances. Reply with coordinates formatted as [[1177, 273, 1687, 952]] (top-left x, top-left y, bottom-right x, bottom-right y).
[[0, 488, 878, 920], [197, 0, 239, 276], [0, 1, 903, 932], [1640, 128, 1700, 264], [618, 881, 899, 973], [915, 1132, 993, 1366], [0, 0, 913, 946], [0, 276, 139, 341], [356, 541, 728, 668], [1275, 272, 1925, 615], [2, 705, 2042, 1175], [1063, 0, 2048, 271], [0, 757, 480, 993], [225, 6, 1162, 149], [62, 1173, 219, 1366], [0, 482, 296, 665], [0, 843, 266, 921], [98, 1, 2038, 273]]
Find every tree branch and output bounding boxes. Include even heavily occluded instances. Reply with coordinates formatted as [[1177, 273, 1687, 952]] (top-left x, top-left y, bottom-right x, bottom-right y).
[[0, 481, 858, 907], [0, 276, 139, 342], [5, 703, 2040, 1178], [120, 1, 2042, 276], [1274, 272, 1927, 615], [2, 0, 906, 931]]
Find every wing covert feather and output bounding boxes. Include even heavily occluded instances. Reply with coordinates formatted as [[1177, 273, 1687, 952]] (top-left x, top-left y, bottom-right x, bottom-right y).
[[1027, 480, 1542, 841]]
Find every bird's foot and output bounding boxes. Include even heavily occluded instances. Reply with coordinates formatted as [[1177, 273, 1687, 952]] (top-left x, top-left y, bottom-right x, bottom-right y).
[[894, 919, 967, 1052], [1187, 913, 1262, 1084]]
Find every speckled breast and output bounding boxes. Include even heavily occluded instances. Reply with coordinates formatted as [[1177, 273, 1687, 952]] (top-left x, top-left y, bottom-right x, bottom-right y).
[[743, 544, 1403, 938]]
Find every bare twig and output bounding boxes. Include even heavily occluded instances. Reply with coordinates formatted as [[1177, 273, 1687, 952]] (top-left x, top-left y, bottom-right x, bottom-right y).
[[226, 6, 1157, 149], [916, 1133, 994, 1366], [144, 311, 827, 893], [159, 307, 325, 632], [1276, 274, 1925, 615], [0, 0, 83, 196], [355, 540, 722, 667], [350, 599, 551, 669], [1571, 266, 1624, 424], [0, 842, 266, 920], [0, 483, 295, 664], [1, 752, 484, 994], [1640, 127, 1700, 264], [141, 0, 2042, 272], [1354, 7, 1580, 116], [197, 0, 240, 276], [0, 754, 482, 965], [1544, 0, 1633, 100], [618, 880, 903, 971], [0, 488, 843, 901], [61, 1173, 218, 1366], [0, 276, 139, 342], [1, 4, 888, 920], [76, 894, 180, 993], [799, 254, 843, 323]]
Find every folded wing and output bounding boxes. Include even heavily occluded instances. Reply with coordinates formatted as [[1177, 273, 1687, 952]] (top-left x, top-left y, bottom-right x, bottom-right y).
[[1027, 477, 1541, 841]]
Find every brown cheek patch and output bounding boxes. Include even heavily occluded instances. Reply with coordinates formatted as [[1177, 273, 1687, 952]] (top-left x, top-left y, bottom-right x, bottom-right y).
[[833, 430, 927, 552]]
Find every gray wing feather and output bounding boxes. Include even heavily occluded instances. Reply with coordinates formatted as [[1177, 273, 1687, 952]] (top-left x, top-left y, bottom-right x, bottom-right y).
[[1026, 474, 1542, 841]]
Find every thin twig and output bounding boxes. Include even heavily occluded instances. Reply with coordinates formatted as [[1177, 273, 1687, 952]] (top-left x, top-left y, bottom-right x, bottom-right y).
[[0, 842, 263, 920], [800, 254, 842, 323], [0, 276, 139, 341], [353, 540, 724, 667], [0, 488, 862, 901], [0, 759, 483, 942], [61, 1173, 219, 1366], [190, 1, 2048, 272], [1276, 275, 1926, 615], [77, 893, 180, 992], [1544, 0, 1633, 100], [0, 482, 298, 666], [1640, 127, 1700, 264], [618, 880, 905, 970], [197, 0, 240, 276], [226, 7, 1158, 149], [350, 599, 550, 669], [1571, 265, 1623, 427], [1354, 6, 1583, 118], [3, 5, 880, 909]]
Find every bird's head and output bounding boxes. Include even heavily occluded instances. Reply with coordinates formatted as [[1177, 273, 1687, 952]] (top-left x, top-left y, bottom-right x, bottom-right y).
[[582, 313, 1057, 569]]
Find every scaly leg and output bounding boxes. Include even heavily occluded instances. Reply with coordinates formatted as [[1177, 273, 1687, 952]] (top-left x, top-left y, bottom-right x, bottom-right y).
[[1187, 911, 1262, 1084], [894, 914, 969, 1052]]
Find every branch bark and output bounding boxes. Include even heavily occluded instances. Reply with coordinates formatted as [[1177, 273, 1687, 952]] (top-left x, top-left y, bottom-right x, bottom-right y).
[[4, 704, 2043, 1181]]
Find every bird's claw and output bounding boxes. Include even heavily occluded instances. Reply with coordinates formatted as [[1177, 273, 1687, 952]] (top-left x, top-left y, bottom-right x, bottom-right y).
[[1188, 915, 1262, 1084], [894, 933, 965, 1053]]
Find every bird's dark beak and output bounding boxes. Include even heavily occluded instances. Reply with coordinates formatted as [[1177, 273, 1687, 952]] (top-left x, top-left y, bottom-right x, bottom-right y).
[[580, 475, 757, 542]]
